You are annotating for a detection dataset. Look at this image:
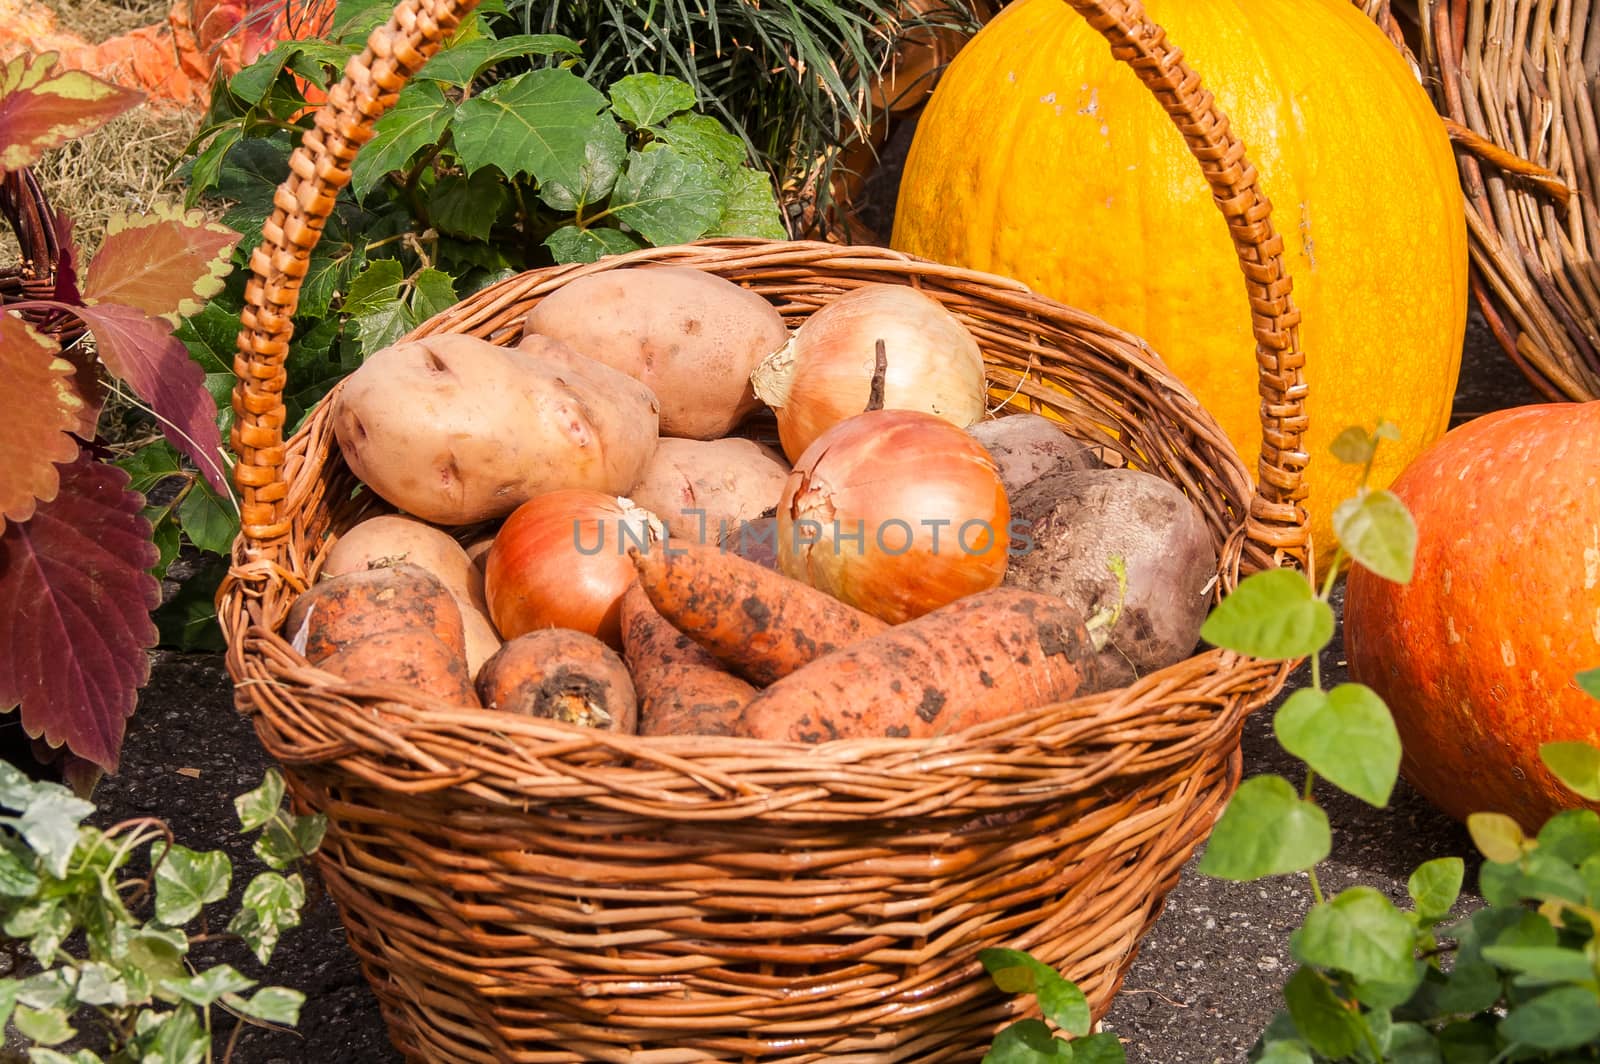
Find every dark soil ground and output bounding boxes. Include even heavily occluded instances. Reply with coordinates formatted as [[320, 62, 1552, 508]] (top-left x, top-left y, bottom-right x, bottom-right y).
[[9, 106, 1551, 1062]]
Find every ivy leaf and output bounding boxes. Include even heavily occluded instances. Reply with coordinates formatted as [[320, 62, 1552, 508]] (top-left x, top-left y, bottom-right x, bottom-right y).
[[544, 224, 644, 265], [152, 844, 232, 926], [1197, 774, 1330, 880], [416, 34, 581, 86], [161, 965, 255, 1008], [6, 898, 72, 966], [0, 53, 144, 171], [430, 168, 510, 241], [139, 1002, 206, 1064], [350, 81, 452, 198], [236, 770, 287, 831], [1199, 568, 1333, 660], [28, 1048, 104, 1064], [1467, 812, 1527, 864], [538, 117, 627, 212], [410, 269, 459, 324], [655, 112, 748, 172], [977, 948, 1091, 1036], [1332, 490, 1415, 584], [126, 926, 188, 987], [0, 836, 41, 896], [1272, 683, 1401, 807], [17, 785, 93, 878], [452, 67, 609, 189], [1291, 887, 1419, 989], [176, 477, 238, 557], [1406, 857, 1465, 921], [1281, 968, 1364, 1060], [71, 302, 230, 497], [609, 146, 728, 247], [980, 1019, 1070, 1062], [609, 73, 697, 128], [1541, 741, 1600, 802], [0, 313, 83, 526], [253, 811, 327, 870], [0, 455, 159, 772], [80, 203, 240, 325], [12, 1003, 74, 1046], [228, 871, 306, 965], [1499, 986, 1600, 1049], [229, 985, 305, 1026], [709, 167, 788, 240], [73, 960, 136, 1007]]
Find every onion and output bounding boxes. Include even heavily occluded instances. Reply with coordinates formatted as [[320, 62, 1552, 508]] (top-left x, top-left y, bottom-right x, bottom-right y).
[[777, 409, 1010, 623], [750, 283, 988, 462], [484, 490, 662, 649]]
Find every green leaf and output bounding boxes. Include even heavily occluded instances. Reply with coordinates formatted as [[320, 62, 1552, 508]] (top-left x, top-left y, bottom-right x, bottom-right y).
[[27, 1049, 104, 1064], [1281, 967, 1364, 1059], [410, 269, 459, 323], [1291, 888, 1419, 988], [1253, 1041, 1314, 1064], [351, 81, 452, 197], [1406, 857, 1464, 921], [174, 301, 241, 407], [1467, 812, 1527, 864], [1541, 741, 1600, 801], [1579, 667, 1600, 700], [977, 948, 1091, 1036], [1433, 960, 1501, 1015], [125, 926, 188, 986], [152, 554, 229, 651], [1198, 568, 1333, 660], [147, 508, 182, 580], [429, 169, 510, 241], [1333, 489, 1415, 583], [452, 68, 609, 189], [73, 960, 138, 1007], [708, 166, 787, 240], [1480, 945, 1594, 985], [1498, 986, 1600, 1049], [0, 758, 36, 805], [609, 146, 728, 247], [0, 835, 41, 896], [1197, 774, 1331, 880], [0, 978, 19, 1030], [655, 112, 747, 173], [235, 770, 286, 831], [1329, 426, 1379, 466], [5, 899, 72, 966], [176, 475, 239, 556], [116, 442, 187, 497], [229, 871, 306, 965], [161, 965, 255, 1008], [609, 73, 697, 128], [152, 844, 232, 926], [180, 124, 244, 204], [18, 787, 93, 878], [415, 34, 582, 86], [538, 116, 627, 212], [137, 1001, 206, 1064], [543, 224, 644, 264], [253, 812, 327, 870], [343, 258, 405, 316], [13, 1004, 74, 1046], [228, 985, 305, 1026], [1384, 1023, 1442, 1063], [1273, 683, 1400, 807], [1068, 1032, 1126, 1063], [981, 1020, 1071, 1063], [1536, 808, 1600, 865]]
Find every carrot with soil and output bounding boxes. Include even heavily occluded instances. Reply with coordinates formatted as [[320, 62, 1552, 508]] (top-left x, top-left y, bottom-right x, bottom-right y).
[[734, 588, 1103, 743], [629, 541, 888, 686], [620, 583, 755, 736], [476, 630, 637, 732]]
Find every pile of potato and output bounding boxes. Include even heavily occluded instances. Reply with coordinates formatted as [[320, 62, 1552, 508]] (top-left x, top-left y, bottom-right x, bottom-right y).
[[287, 267, 1219, 742]]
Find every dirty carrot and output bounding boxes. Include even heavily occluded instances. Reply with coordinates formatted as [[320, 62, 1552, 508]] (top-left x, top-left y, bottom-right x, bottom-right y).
[[620, 582, 754, 736]]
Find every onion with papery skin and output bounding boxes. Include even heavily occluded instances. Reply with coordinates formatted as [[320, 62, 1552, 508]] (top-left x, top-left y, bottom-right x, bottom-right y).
[[777, 409, 1009, 624], [484, 490, 661, 649], [750, 284, 988, 462]]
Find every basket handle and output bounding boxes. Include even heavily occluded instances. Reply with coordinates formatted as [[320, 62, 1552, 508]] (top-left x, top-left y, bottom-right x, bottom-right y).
[[229, 0, 1309, 567]]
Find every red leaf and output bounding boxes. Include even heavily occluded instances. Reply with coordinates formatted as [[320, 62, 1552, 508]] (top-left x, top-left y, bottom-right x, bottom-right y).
[[0, 53, 144, 173], [83, 203, 240, 323], [73, 302, 232, 497], [0, 454, 160, 771], [50, 209, 81, 306], [0, 312, 85, 526]]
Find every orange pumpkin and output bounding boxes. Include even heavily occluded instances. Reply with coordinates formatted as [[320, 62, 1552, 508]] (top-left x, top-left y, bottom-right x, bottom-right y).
[[1345, 401, 1600, 831]]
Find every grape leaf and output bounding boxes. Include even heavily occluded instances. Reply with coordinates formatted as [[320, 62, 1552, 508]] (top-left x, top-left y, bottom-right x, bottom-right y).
[[0, 454, 159, 770], [451, 68, 611, 190], [416, 34, 582, 87], [0, 53, 144, 171], [544, 225, 644, 264], [410, 269, 459, 323], [0, 314, 83, 526], [71, 302, 231, 497], [609, 73, 697, 129], [656, 112, 748, 171], [537, 117, 627, 212], [609, 146, 728, 247], [429, 169, 509, 241], [80, 204, 240, 325], [350, 81, 453, 198], [708, 167, 787, 240]]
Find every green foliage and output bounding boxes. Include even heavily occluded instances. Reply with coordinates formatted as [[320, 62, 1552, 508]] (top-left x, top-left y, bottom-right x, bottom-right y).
[[978, 949, 1126, 1062], [0, 764, 323, 1060]]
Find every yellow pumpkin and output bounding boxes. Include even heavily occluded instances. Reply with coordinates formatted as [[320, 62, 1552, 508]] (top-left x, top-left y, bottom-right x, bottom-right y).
[[891, 0, 1467, 561]]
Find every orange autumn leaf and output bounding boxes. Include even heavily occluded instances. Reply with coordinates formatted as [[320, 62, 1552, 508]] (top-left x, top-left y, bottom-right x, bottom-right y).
[[82, 202, 240, 324], [0, 52, 143, 171], [0, 312, 84, 527]]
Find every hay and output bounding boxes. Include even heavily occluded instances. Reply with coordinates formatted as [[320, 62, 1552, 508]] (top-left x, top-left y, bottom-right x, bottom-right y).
[[51, 0, 163, 42]]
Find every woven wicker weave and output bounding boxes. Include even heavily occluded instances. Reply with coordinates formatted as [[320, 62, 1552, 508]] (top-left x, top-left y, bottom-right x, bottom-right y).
[[218, 0, 1311, 1058], [1404, 0, 1599, 401]]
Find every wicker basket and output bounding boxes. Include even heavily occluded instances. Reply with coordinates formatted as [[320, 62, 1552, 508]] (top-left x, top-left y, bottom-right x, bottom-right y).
[[218, 0, 1311, 1058], [1395, 0, 1599, 401]]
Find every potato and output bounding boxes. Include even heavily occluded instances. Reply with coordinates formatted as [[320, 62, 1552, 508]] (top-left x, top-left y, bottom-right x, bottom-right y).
[[718, 515, 780, 570], [968, 414, 1101, 498], [1005, 467, 1217, 689], [626, 437, 789, 544], [520, 266, 790, 440], [322, 514, 503, 678], [476, 630, 637, 732], [331, 333, 660, 525]]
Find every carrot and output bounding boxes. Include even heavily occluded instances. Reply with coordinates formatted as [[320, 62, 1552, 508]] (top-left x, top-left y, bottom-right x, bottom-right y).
[[286, 563, 466, 665], [476, 630, 637, 732], [316, 629, 480, 706], [734, 588, 1103, 743], [620, 583, 754, 736], [629, 542, 888, 686]]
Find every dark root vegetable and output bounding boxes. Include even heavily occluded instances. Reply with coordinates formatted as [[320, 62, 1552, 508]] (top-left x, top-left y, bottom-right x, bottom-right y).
[[968, 413, 1102, 497]]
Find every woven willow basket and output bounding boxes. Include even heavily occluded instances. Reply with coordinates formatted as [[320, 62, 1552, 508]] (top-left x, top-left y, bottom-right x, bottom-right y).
[[218, 0, 1312, 1058]]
